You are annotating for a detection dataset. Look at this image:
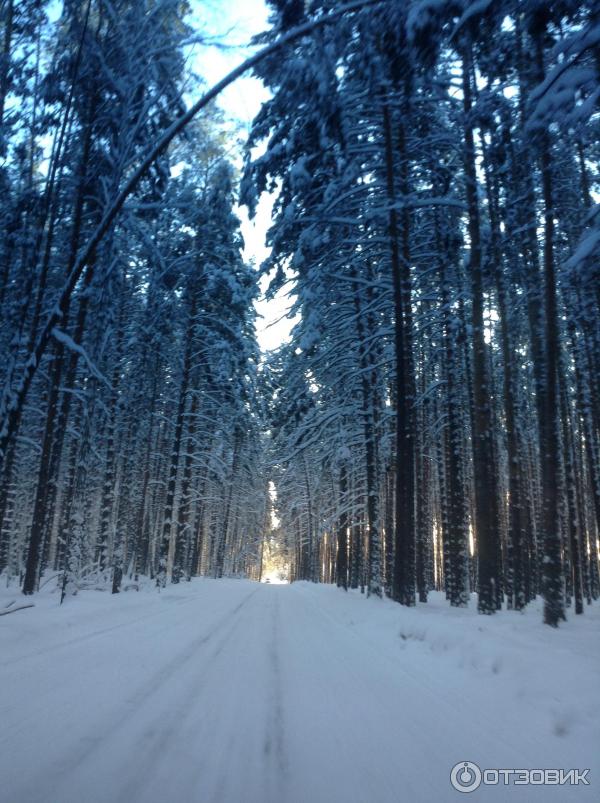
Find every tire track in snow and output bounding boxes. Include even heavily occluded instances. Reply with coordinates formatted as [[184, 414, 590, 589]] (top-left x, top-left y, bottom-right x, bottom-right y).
[[263, 591, 288, 803], [15, 587, 259, 803], [111, 588, 263, 803], [204, 588, 288, 803]]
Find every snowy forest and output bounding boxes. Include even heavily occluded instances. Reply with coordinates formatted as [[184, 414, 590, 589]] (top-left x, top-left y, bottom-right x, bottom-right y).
[[1, 2, 600, 801], [0, 0, 598, 632]]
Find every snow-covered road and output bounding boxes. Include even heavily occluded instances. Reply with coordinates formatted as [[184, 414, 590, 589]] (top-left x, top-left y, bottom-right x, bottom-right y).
[[1, 579, 598, 803]]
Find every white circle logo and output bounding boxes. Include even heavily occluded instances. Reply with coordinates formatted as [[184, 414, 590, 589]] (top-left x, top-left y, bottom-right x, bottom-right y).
[[451, 761, 482, 793]]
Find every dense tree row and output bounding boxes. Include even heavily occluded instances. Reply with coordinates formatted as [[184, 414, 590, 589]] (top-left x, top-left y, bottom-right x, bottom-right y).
[[243, 0, 600, 624], [1, 0, 598, 627], [0, 0, 268, 596]]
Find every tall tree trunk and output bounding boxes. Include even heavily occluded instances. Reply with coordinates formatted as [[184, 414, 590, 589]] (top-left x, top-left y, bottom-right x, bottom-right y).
[[533, 31, 565, 626], [382, 100, 415, 606], [172, 391, 199, 582], [336, 462, 348, 590], [22, 95, 98, 595], [461, 42, 500, 614], [214, 429, 242, 579], [350, 261, 382, 597], [156, 300, 196, 587]]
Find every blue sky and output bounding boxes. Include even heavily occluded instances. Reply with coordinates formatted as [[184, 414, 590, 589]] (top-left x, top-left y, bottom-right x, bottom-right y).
[[50, 0, 291, 352], [190, 1, 296, 353]]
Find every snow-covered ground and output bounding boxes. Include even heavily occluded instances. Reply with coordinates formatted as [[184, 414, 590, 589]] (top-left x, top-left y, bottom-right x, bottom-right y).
[[0, 579, 598, 803]]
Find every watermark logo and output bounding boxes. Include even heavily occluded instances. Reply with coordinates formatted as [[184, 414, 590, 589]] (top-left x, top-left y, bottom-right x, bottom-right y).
[[451, 762, 482, 793], [450, 762, 590, 793]]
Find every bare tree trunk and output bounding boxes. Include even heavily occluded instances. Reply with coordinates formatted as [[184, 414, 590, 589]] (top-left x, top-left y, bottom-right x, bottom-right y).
[[382, 100, 415, 606], [533, 31, 565, 626], [461, 41, 500, 614]]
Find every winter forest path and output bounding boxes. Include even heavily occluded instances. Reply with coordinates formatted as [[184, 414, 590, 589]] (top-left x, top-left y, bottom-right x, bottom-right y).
[[1, 580, 598, 803]]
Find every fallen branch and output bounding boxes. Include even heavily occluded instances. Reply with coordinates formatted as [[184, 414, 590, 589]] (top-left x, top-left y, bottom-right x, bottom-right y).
[[0, 603, 35, 616]]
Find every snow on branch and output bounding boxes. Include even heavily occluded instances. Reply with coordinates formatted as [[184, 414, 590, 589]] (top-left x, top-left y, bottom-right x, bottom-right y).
[[52, 329, 112, 390]]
